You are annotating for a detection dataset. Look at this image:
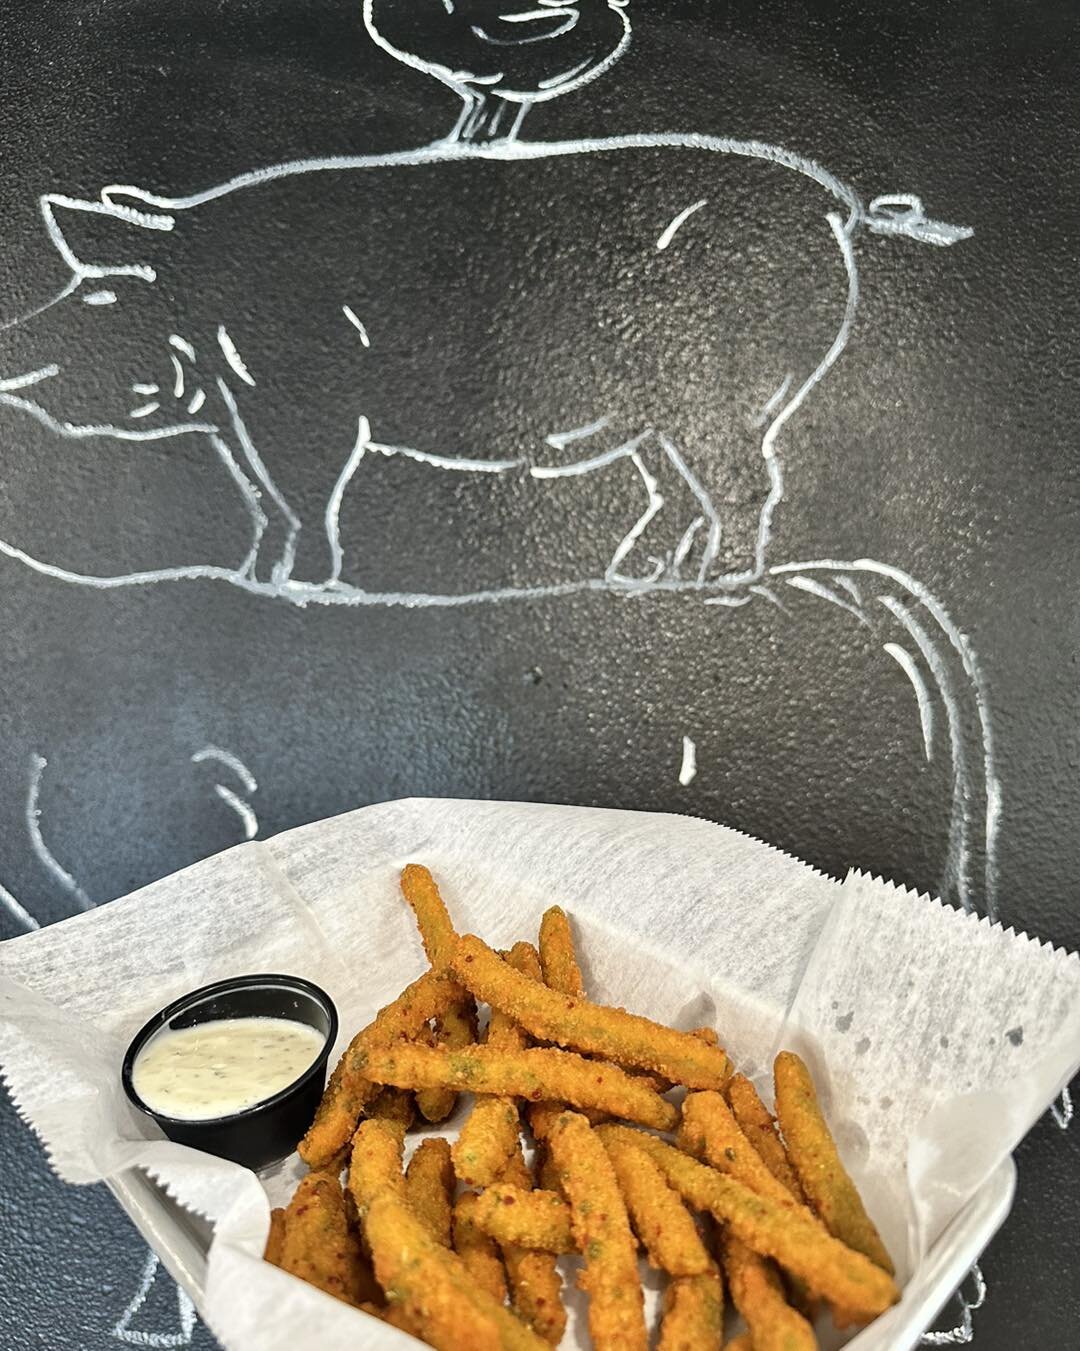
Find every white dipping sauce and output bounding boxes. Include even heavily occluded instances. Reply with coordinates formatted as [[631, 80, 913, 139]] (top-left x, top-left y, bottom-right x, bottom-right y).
[[132, 1016, 325, 1120]]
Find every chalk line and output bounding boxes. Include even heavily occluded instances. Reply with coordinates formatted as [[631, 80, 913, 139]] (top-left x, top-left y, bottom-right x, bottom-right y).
[[26, 754, 92, 911], [216, 325, 256, 387], [0, 880, 40, 932], [191, 745, 257, 795], [342, 305, 371, 346], [884, 642, 935, 761], [656, 198, 707, 250], [678, 735, 697, 786]]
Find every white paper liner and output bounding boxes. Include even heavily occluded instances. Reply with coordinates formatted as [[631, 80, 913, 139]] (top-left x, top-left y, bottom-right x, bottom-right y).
[[2, 799, 1078, 1349]]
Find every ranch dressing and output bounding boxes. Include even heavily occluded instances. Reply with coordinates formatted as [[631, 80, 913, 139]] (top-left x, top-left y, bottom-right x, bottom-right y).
[[132, 1016, 325, 1120]]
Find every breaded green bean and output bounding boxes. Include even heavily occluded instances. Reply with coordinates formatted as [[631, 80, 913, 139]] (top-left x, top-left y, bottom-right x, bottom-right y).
[[657, 1268, 724, 1351], [597, 1126, 899, 1321], [472, 1184, 575, 1253], [546, 1110, 647, 1351], [726, 1073, 805, 1201], [527, 1101, 563, 1142], [497, 1143, 567, 1345], [725, 1334, 754, 1351], [364, 1191, 547, 1351], [453, 1095, 522, 1187], [602, 1131, 712, 1276], [400, 863, 459, 970], [298, 969, 461, 1167], [501, 1243, 566, 1346], [399, 865, 478, 1123], [774, 1051, 894, 1275], [679, 1090, 795, 1204], [498, 1141, 535, 1191], [367, 1086, 415, 1143], [453, 1193, 509, 1304], [347, 1117, 405, 1218], [538, 905, 585, 997], [721, 1076, 816, 1319], [356, 1041, 678, 1131], [405, 1136, 455, 1247], [279, 1170, 379, 1307], [419, 995, 479, 1124], [450, 934, 731, 1088], [452, 944, 536, 1186], [723, 1231, 816, 1351], [371, 1302, 425, 1337], [536, 1144, 563, 1197], [504, 939, 544, 987], [263, 1207, 286, 1267]]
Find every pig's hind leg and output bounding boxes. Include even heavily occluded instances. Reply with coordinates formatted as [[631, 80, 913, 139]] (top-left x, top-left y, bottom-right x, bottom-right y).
[[531, 427, 722, 588]]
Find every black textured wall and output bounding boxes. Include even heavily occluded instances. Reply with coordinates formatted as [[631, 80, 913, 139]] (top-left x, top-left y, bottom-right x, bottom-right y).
[[1, 2, 1077, 1345]]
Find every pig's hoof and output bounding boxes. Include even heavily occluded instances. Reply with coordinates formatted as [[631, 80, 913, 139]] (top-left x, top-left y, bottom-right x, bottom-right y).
[[606, 509, 719, 588]]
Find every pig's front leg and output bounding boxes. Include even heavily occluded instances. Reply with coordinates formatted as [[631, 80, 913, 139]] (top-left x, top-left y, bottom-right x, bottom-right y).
[[215, 380, 301, 585]]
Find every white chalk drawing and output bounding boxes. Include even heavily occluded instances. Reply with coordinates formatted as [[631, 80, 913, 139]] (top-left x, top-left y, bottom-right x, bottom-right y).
[[5, 748, 260, 933], [112, 1250, 197, 1348], [26, 753, 93, 912], [678, 735, 697, 786], [2, 753, 253, 1345], [920, 1262, 986, 1346], [0, 878, 40, 932], [0, 0, 997, 920], [1051, 1085, 1073, 1130], [191, 745, 260, 840]]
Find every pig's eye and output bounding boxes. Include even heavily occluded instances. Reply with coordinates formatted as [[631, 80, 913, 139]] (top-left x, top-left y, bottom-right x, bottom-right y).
[[81, 289, 118, 306]]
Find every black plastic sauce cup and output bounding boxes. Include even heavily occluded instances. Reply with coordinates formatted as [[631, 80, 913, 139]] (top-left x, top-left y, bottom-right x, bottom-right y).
[[121, 974, 338, 1171]]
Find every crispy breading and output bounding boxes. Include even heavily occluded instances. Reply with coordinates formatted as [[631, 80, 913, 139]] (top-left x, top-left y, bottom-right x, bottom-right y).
[[774, 1052, 894, 1275], [726, 1073, 805, 1201], [405, 1137, 455, 1247], [366, 1086, 415, 1143], [356, 1040, 678, 1131], [400, 864, 458, 970], [602, 1131, 712, 1276], [263, 1207, 286, 1267], [399, 864, 478, 1123], [347, 1117, 405, 1218], [538, 906, 585, 997], [453, 1095, 521, 1188], [452, 945, 535, 1186], [679, 1090, 795, 1204], [497, 1143, 567, 1345], [471, 1184, 575, 1253], [364, 1191, 547, 1351], [723, 1230, 817, 1351], [597, 1126, 899, 1321], [656, 1268, 724, 1351], [298, 969, 461, 1168], [546, 1110, 647, 1351], [450, 934, 731, 1088], [453, 1193, 509, 1304], [279, 1170, 378, 1307]]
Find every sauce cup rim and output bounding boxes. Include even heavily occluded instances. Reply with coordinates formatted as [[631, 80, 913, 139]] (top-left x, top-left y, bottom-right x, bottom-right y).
[[120, 972, 338, 1129]]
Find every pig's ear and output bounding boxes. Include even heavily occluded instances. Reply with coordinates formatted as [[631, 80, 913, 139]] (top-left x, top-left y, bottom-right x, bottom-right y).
[[40, 190, 176, 282]]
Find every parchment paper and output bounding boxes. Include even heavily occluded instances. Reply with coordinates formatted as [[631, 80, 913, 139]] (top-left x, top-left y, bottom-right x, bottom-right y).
[[2, 799, 1078, 1350]]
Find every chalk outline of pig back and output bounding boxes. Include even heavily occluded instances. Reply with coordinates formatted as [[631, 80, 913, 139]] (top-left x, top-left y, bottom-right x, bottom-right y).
[[0, 133, 995, 918]]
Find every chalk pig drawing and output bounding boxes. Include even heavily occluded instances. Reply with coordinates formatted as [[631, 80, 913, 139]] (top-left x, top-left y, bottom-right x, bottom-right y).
[[0, 1, 997, 916]]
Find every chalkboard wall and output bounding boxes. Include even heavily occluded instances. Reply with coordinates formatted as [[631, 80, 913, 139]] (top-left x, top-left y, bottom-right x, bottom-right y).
[[1, 1, 1078, 1345]]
